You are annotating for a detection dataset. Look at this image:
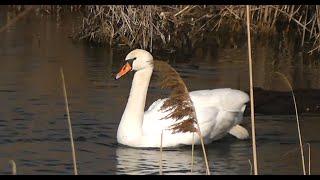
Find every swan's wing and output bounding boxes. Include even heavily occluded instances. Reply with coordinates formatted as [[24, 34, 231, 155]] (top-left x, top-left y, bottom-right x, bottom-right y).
[[143, 98, 220, 137]]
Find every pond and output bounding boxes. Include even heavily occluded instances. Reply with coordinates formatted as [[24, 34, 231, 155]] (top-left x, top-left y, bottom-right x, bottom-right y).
[[0, 8, 319, 175]]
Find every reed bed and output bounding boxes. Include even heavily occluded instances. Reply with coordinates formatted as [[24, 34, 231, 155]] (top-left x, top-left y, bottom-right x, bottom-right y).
[[7, 5, 320, 55], [75, 5, 210, 52], [6, 5, 320, 55], [70, 5, 320, 55]]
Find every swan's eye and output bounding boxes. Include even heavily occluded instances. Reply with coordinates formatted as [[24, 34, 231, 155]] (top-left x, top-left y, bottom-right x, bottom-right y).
[[126, 57, 136, 67]]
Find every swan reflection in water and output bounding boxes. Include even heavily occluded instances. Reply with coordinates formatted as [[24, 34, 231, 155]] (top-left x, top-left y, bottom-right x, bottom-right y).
[[115, 140, 251, 175], [115, 146, 205, 175]]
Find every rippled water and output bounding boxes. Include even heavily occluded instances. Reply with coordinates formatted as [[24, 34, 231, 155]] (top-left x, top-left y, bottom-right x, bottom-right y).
[[0, 9, 319, 175]]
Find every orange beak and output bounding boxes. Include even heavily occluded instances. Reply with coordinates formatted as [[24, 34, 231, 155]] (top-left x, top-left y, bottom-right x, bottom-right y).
[[115, 62, 132, 80]]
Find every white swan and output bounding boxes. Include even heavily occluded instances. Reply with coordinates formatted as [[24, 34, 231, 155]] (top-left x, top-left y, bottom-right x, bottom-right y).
[[115, 49, 249, 148]]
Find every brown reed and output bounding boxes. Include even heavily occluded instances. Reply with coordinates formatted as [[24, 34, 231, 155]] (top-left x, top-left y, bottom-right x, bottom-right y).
[[246, 5, 259, 175]]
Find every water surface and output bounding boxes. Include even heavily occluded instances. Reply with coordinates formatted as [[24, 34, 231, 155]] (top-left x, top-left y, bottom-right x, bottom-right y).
[[0, 9, 319, 175]]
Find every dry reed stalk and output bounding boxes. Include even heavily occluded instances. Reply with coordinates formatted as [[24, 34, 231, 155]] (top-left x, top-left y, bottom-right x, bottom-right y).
[[308, 44, 320, 54], [154, 60, 210, 175], [307, 143, 311, 175], [196, 130, 210, 175], [269, 5, 310, 33], [0, 6, 34, 33], [9, 160, 16, 175], [159, 130, 163, 175], [246, 5, 258, 175], [191, 132, 195, 174], [174, 5, 190, 17], [301, 6, 308, 47], [274, 72, 306, 175], [60, 68, 78, 175], [77, 5, 320, 53]]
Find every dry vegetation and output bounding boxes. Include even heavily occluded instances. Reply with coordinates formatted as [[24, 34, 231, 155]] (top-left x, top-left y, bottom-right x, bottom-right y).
[[70, 5, 320, 55], [7, 5, 320, 55]]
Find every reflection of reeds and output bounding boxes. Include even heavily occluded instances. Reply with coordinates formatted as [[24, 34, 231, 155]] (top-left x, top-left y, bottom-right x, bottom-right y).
[[248, 159, 252, 175], [274, 71, 306, 175], [307, 143, 311, 175], [9, 160, 16, 175], [0, 6, 34, 34], [60, 68, 78, 175], [246, 5, 258, 175], [159, 130, 163, 175], [191, 132, 195, 174]]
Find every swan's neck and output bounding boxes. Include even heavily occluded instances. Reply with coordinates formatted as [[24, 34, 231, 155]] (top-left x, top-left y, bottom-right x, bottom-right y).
[[117, 67, 153, 146]]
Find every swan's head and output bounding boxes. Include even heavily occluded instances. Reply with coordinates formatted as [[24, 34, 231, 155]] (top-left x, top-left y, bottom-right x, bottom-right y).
[[115, 49, 154, 79]]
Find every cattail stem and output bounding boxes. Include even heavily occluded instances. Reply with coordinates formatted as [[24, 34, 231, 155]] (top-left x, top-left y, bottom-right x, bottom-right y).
[[159, 130, 163, 175], [60, 67, 78, 175], [246, 5, 258, 175], [9, 160, 16, 175]]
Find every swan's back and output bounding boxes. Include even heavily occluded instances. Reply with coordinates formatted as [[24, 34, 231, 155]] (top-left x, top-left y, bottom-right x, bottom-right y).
[[189, 88, 249, 111], [143, 88, 249, 141]]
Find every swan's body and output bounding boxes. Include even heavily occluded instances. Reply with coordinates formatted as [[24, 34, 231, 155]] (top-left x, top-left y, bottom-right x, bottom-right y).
[[116, 49, 249, 148]]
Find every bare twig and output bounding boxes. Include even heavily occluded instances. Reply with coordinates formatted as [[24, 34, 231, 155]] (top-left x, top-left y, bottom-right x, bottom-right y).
[[174, 5, 190, 17]]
